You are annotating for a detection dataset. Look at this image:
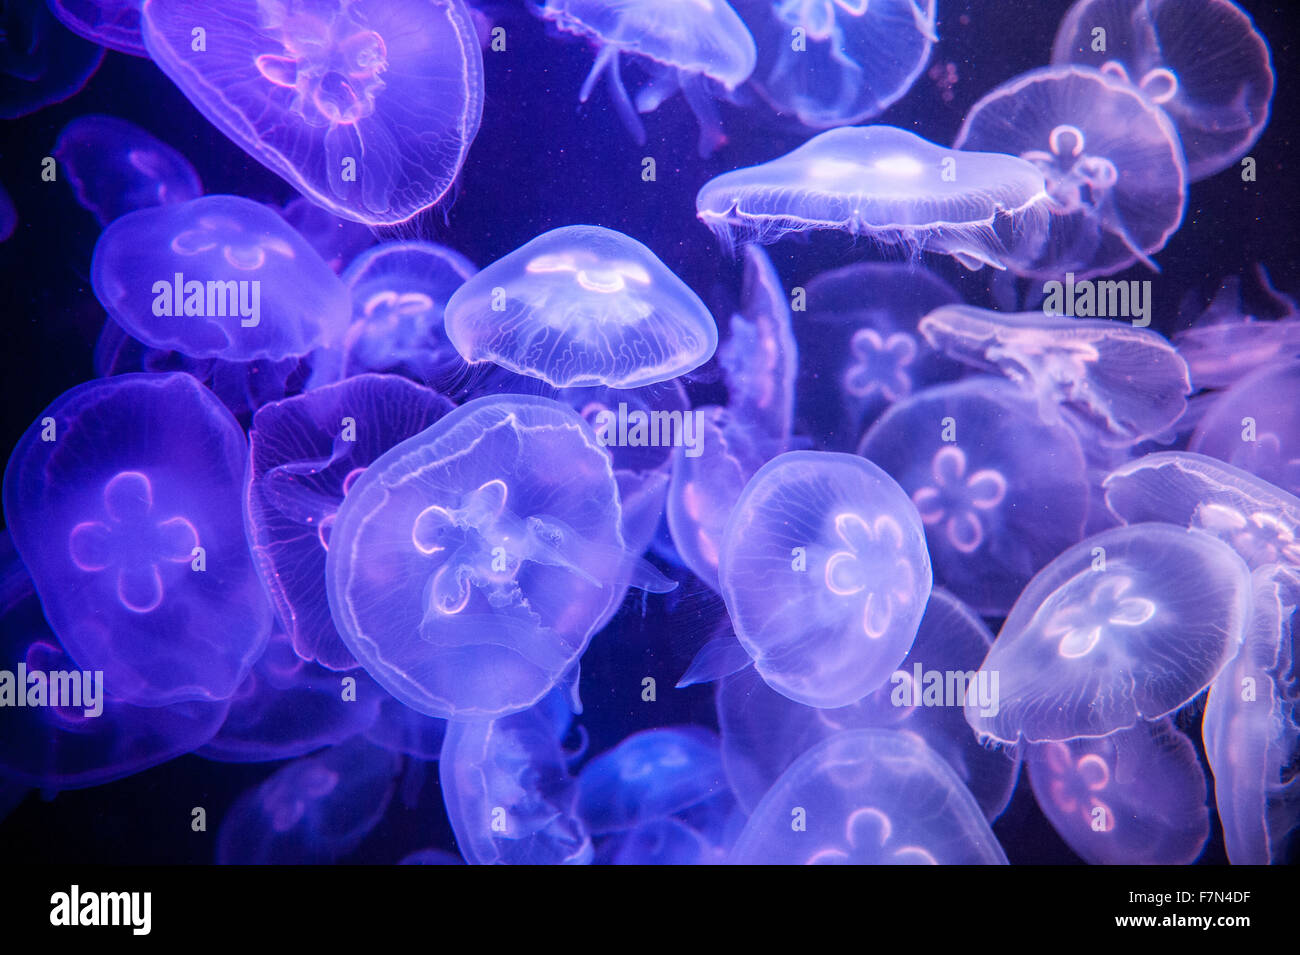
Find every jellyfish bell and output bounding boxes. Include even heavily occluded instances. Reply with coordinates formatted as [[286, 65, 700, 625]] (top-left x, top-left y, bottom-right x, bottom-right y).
[[47, 0, 148, 56], [1189, 358, 1300, 498]]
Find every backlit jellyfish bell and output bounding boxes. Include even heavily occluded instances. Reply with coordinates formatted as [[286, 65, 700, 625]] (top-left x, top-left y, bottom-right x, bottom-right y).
[[955, 66, 1186, 280], [696, 125, 1051, 271], [444, 225, 718, 389], [719, 451, 932, 708], [540, 0, 756, 157], [47, 0, 148, 56], [966, 523, 1253, 745], [1190, 359, 1300, 498], [729, 729, 1008, 864], [3, 373, 273, 706], [326, 394, 675, 721], [91, 195, 351, 362], [0, 0, 103, 119], [141, 0, 484, 225], [1052, 0, 1274, 182]]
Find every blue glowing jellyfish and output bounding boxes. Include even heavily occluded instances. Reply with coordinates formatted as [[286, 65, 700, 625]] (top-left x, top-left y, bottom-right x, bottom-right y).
[[1027, 717, 1210, 864], [540, 0, 756, 157], [246, 374, 455, 671], [279, 196, 375, 274], [4, 373, 272, 706], [729, 729, 1007, 864], [966, 523, 1253, 744], [598, 812, 740, 865], [0, 0, 103, 118], [444, 225, 718, 389], [47, 0, 147, 55], [216, 737, 401, 864], [363, 694, 446, 760], [697, 125, 1051, 271], [1190, 359, 1300, 498], [327, 394, 674, 721], [141, 0, 484, 225], [734, 0, 937, 128], [719, 450, 932, 708], [1052, 0, 1274, 182], [92, 195, 351, 362], [955, 65, 1187, 279], [54, 115, 203, 226], [858, 377, 1089, 616]]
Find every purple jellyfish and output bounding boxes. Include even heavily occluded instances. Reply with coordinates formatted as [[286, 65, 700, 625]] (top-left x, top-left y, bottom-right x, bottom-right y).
[[1, 0, 103, 118], [1190, 359, 1300, 498], [47, 0, 147, 55]]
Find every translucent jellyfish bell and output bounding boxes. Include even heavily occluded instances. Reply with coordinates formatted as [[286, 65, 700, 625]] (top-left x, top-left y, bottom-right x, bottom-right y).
[[1190, 359, 1300, 498], [444, 225, 718, 389], [48, 0, 147, 56], [719, 450, 932, 708], [1052, 0, 1274, 182], [141, 0, 484, 225], [0, 0, 103, 119], [966, 523, 1253, 744], [696, 125, 1051, 271], [540, 0, 756, 157], [729, 729, 1008, 864], [955, 65, 1187, 279]]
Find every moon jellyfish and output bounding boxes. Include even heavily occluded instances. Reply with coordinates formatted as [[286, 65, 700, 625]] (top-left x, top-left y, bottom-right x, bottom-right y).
[[327, 394, 674, 721], [54, 115, 203, 226], [216, 738, 401, 864], [955, 66, 1186, 279], [445, 226, 717, 389], [1052, 0, 1274, 182], [439, 692, 593, 865], [696, 125, 1051, 271], [48, 0, 147, 55], [141, 0, 484, 225], [91, 195, 351, 362], [1026, 718, 1210, 864], [540, 0, 756, 157], [1203, 564, 1300, 864], [966, 523, 1252, 744], [0, 0, 103, 119], [719, 450, 932, 708], [3, 373, 272, 706], [363, 695, 446, 760], [730, 729, 1007, 864], [599, 813, 738, 865], [918, 305, 1192, 445], [1190, 360, 1300, 498], [1175, 317, 1300, 392], [859, 377, 1089, 615], [279, 197, 375, 274]]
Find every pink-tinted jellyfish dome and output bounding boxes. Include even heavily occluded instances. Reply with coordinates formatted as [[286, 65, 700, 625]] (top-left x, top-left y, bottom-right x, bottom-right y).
[[54, 114, 203, 226], [696, 125, 1051, 271], [966, 522, 1253, 744], [858, 377, 1090, 616], [1175, 316, 1300, 392], [0, 0, 103, 119], [444, 225, 718, 389], [1026, 717, 1210, 864], [955, 65, 1187, 280], [918, 304, 1192, 446], [1052, 0, 1274, 182], [1190, 359, 1300, 498], [91, 195, 351, 362], [3, 373, 273, 706], [734, 0, 937, 128], [326, 394, 673, 721], [729, 728, 1008, 864], [48, 0, 147, 56], [719, 450, 932, 709], [141, 0, 484, 225]]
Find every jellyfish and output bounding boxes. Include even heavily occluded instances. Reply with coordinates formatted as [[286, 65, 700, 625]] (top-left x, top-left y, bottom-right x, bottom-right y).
[[363, 695, 446, 760], [444, 225, 717, 389], [1203, 563, 1300, 864], [917, 304, 1192, 445], [1052, 0, 1274, 182], [1190, 359, 1300, 498], [141, 0, 484, 225], [734, 0, 936, 128], [0, 180, 15, 242], [718, 589, 1021, 822], [719, 450, 932, 709], [54, 115, 203, 226], [858, 377, 1089, 615], [91, 195, 351, 362], [539, 0, 756, 157], [966, 522, 1253, 745], [1174, 318, 1300, 392], [729, 729, 1007, 864], [1026, 717, 1210, 865], [326, 394, 675, 721], [3, 373, 273, 706], [599, 813, 738, 865], [696, 125, 1051, 271], [216, 737, 401, 864], [47, 0, 147, 56], [439, 691, 593, 865], [0, 0, 103, 119], [954, 65, 1187, 279], [279, 196, 375, 274]]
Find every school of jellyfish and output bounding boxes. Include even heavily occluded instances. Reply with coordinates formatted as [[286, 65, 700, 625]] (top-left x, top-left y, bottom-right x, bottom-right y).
[[1, 0, 1297, 870]]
